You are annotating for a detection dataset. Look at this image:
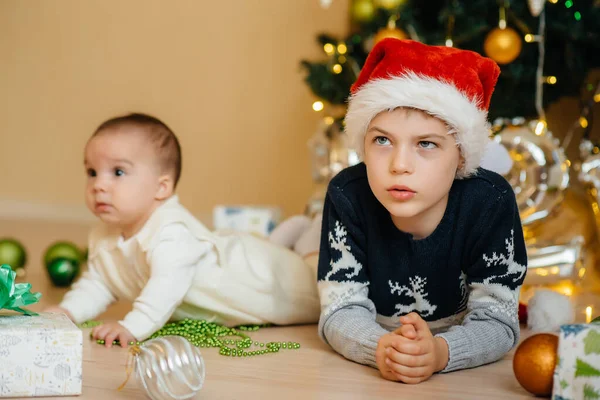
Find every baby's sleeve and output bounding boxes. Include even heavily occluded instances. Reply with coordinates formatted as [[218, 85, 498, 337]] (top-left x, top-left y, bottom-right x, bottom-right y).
[[436, 189, 527, 372], [59, 259, 116, 324], [118, 223, 211, 341], [317, 187, 389, 369]]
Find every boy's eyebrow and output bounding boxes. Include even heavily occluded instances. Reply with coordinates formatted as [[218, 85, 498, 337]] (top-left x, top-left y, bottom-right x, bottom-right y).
[[367, 126, 393, 135], [367, 126, 449, 141], [416, 133, 449, 141]]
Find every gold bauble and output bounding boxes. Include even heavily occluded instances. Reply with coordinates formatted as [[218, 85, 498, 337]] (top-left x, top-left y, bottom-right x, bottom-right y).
[[352, 0, 375, 22], [373, 27, 408, 46], [484, 27, 523, 64], [374, 0, 407, 10], [513, 333, 558, 396]]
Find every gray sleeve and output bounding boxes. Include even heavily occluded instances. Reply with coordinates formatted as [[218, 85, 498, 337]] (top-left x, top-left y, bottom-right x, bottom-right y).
[[436, 285, 520, 372], [318, 283, 390, 369]]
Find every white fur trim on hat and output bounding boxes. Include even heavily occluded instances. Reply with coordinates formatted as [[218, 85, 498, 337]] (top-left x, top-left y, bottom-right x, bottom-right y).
[[344, 72, 492, 179]]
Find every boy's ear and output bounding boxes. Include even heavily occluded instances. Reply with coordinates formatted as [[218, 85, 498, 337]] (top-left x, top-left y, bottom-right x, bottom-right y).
[[457, 154, 466, 173], [156, 174, 174, 200]]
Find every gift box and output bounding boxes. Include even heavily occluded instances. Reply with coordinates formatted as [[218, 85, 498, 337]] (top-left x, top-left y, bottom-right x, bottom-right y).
[[0, 312, 83, 397], [213, 205, 281, 237], [553, 323, 600, 400]]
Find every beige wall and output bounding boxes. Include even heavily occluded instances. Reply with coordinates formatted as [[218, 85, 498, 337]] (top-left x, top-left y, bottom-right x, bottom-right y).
[[0, 0, 350, 223]]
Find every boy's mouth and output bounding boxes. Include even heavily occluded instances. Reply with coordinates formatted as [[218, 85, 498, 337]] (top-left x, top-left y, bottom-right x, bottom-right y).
[[387, 185, 416, 201]]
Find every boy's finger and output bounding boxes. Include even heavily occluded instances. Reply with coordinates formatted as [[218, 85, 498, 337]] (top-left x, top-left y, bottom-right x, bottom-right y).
[[399, 313, 430, 335], [385, 358, 429, 378], [386, 348, 428, 367], [394, 324, 417, 339]]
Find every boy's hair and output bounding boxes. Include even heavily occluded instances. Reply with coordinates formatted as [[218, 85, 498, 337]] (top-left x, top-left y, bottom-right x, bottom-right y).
[[93, 113, 182, 187]]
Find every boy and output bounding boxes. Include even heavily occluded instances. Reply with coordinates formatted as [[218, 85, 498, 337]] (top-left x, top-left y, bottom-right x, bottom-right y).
[[45, 113, 320, 346], [317, 39, 527, 383]]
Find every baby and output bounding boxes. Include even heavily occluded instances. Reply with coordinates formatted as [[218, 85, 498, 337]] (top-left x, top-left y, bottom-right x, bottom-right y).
[[45, 113, 320, 346]]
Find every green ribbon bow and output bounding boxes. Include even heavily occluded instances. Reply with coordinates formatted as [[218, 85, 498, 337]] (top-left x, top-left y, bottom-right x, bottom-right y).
[[0, 264, 41, 316]]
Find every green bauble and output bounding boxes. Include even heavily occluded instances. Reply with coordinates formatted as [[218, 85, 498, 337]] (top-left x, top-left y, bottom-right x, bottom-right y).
[[46, 257, 80, 287], [44, 241, 82, 265], [0, 238, 27, 269]]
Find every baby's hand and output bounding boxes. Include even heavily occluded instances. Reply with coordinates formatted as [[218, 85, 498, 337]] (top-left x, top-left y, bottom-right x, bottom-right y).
[[43, 306, 74, 321], [91, 322, 136, 348], [383, 312, 449, 384]]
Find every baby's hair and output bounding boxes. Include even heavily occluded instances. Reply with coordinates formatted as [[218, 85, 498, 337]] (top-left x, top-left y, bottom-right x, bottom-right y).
[[93, 113, 182, 187]]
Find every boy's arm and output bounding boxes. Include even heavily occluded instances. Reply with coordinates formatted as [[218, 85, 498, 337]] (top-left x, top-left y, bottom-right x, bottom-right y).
[[436, 190, 527, 372], [118, 223, 210, 341], [58, 260, 116, 324], [318, 189, 389, 369]]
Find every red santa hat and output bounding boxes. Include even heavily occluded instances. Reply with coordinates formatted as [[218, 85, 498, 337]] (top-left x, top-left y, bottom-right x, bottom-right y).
[[345, 38, 501, 178]]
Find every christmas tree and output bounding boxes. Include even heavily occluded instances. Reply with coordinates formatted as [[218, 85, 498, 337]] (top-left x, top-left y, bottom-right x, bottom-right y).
[[301, 0, 600, 122]]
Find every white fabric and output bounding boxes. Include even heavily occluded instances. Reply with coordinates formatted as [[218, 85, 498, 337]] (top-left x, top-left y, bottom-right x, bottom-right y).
[[60, 195, 320, 340]]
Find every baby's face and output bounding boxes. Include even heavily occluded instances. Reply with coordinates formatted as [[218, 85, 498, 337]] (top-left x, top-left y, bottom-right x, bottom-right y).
[[84, 127, 163, 237]]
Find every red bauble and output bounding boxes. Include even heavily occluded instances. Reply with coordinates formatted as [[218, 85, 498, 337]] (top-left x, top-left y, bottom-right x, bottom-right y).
[[518, 302, 528, 324]]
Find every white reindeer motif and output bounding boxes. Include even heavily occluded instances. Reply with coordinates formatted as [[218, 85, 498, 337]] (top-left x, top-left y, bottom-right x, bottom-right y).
[[389, 276, 438, 317], [324, 220, 363, 281], [482, 229, 526, 284]]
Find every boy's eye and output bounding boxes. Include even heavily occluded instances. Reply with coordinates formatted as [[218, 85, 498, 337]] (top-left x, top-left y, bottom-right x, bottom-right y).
[[114, 168, 125, 177], [87, 168, 96, 177], [374, 136, 391, 146], [419, 141, 437, 149]]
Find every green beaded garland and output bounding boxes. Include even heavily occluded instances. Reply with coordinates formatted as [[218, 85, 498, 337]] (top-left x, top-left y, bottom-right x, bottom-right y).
[[79, 319, 300, 358]]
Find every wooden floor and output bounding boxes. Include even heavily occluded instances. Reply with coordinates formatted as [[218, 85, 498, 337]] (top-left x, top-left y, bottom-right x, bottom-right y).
[[0, 217, 551, 399]]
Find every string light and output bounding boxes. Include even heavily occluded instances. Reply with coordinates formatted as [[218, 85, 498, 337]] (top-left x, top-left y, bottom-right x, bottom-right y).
[[338, 55, 347, 63], [595, 94, 600, 103], [312, 101, 324, 111], [524, 34, 541, 42], [534, 9, 546, 121], [332, 64, 342, 74], [586, 306, 593, 323], [580, 117, 589, 128], [498, 5, 507, 29], [544, 76, 558, 84], [323, 43, 335, 55], [574, 11, 581, 20], [535, 120, 547, 136], [337, 44, 347, 54], [565, 0, 573, 8], [324, 116, 334, 125], [548, 0, 558, 3]]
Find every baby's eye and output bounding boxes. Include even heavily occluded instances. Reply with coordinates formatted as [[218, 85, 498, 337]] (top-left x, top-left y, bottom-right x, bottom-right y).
[[87, 168, 96, 177], [114, 168, 125, 177], [419, 141, 437, 149], [374, 136, 391, 146]]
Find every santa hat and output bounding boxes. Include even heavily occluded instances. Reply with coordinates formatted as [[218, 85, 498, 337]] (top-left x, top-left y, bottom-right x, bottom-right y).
[[345, 39, 501, 178]]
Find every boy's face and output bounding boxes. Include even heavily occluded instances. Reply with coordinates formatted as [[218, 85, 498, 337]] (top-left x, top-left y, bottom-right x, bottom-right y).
[[363, 108, 461, 235], [84, 127, 169, 238]]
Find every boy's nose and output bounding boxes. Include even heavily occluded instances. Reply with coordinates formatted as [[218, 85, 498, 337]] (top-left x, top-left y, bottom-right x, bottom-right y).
[[390, 147, 414, 174]]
